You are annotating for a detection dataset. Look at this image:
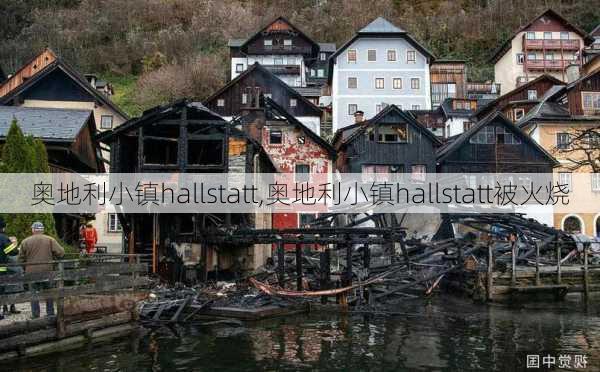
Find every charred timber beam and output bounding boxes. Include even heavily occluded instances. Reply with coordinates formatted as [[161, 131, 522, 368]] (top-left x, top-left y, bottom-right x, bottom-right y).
[[295, 243, 303, 291], [277, 240, 285, 286]]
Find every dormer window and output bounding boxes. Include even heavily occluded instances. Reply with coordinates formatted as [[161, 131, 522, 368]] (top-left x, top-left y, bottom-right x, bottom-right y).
[[320, 53, 326, 61], [527, 89, 537, 100], [264, 39, 273, 46], [217, 99, 225, 107]]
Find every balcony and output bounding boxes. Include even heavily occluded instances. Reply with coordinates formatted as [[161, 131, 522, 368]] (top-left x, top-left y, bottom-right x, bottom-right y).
[[262, 64, 301, 75], [523, 36, 580, 51], [525, 59, 572, 71], [247, 44, 312, 55]]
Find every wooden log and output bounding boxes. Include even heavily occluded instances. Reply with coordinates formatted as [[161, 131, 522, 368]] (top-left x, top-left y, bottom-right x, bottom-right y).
[[0, 311, 132, 352], [511, 241, 517, 286], [295, 244, 303, 291], [56, 262, 66, 339], [170, 296, 192, 323], [584, 243, 590, 301], [487, 243, 494, 301], [556, 242, 562, 285], [277, 241, 284, 287], [320, 248, 331, 304], [0, 316, 56, 338]]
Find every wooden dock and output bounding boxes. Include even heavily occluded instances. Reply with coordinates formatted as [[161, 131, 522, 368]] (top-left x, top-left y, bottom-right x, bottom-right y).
[[0, 254, 150, 361]]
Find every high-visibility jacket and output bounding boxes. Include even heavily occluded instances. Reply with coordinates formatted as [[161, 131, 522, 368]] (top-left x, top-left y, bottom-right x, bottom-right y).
[[0, 233, 14, 273]]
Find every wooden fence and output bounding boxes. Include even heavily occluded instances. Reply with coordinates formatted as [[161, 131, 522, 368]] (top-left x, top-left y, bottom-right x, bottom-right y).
[[0, 254, 150, 358]]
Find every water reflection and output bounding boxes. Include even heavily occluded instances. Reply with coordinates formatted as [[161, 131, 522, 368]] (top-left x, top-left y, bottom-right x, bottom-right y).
[[7, 295, 600, 371]]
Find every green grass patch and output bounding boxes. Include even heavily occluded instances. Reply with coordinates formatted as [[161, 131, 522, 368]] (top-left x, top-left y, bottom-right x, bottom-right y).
[[100, 73, 144, 118]]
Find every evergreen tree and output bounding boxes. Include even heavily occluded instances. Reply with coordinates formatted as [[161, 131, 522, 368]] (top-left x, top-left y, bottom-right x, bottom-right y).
[[0, 119, 56, 240]]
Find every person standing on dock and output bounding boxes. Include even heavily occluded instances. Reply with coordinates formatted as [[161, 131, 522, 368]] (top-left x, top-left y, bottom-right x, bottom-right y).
[[18, 221, 65, 319], [83, 222, 98, 255]]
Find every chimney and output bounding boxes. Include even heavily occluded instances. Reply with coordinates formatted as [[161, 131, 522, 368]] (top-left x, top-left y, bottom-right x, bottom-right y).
[[354, 110, 364, 124], [566, 63, 581, 83]]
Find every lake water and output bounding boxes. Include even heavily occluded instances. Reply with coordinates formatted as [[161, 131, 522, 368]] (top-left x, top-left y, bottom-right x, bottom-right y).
[[8, 295, 600, 371]]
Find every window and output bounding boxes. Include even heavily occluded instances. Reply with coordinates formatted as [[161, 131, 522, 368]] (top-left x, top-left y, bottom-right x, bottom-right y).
[[411, 165, 426, 182], [527, 52, 536, 61], [274, 56, 283, 65], [407, 50, 416, 63], [559, 172, 572, 192], [347, 49, 357, 63], [387, 49, 397, 61], [527, 89, 537, 100], [516, 53, 524, 64], [526, 31, 536, 40], [563, 215, 581, 233], [592, 173, 600, 192], [235, 64, 244, 73], [217, 99, 225, 107], [463, 121, 473, 131], [545, 52, 554, 60], [370, 124, 408, 143], [411, 78, 420, 90], [348, 77, 357, 89], [496, 126, 521, 144], [556, 132, 571, 149], [367, 49, 377, 62], [269, 129, 282, 144], [241, 93, 248, 105], [470, 126, 521, 144], [560, 32, 569, 40], [284, 39, 292, 46], [295, 164, 310, 182], [264, 93, 272, 99], [348, 104, 358, 115], [412, 105, 420, 110], [514, 108, 525, 120], [393, 78, 402, 89], [297, 136, 305, 144], [290, 98, 297, 107], [582, 92, 600, 112], [100, 115, 113, 129], [299, 213, 317, 227], [431, 83, 457, 107], [544, 32, 552, 40], [320, 53, 326, 61], [264, 39, 272, 46], [317, 69, 324, 78], [108, 213, 122, 232], [375, 78, 385, 89]]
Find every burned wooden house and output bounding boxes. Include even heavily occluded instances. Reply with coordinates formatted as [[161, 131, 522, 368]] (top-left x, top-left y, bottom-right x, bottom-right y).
[[437, 111, 558, 173], [97, 99, 276, 280], [333, 105, 442, 176], [205, 62, 324, 136], [234, 93, 335, 234]]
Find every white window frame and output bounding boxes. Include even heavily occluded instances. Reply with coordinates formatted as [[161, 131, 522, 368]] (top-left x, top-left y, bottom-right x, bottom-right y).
[[407, 50, 416, 63], [367, 49, 377, 62], [235, 63, 244, 73], [217, 99, 225, 107], [108, 213, 122, 233], [410, 78, 420, 90], [393, 78, 402, 89], [560, 32, 569, 40], [290, 98, 297, 107], [387, 49, 397, 62], [527, 89, 537, 100], [100, 115, 113, 130], [241, 93, 248, 105], [317, 69, 324, 78], [284, 39, 292, 46], [592, 173, 600, 192], [375, 77, 384, 89], [559, 172, 572, 192], [320, 53, 326, 61], [526, 31, 536, 40], [514, 108, 525, 120], [264, 39, 273, 46]]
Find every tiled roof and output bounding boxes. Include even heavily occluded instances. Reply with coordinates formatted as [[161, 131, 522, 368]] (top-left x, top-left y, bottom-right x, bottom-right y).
[[318, 43, 336, 52], [0, 106, 91, 141]]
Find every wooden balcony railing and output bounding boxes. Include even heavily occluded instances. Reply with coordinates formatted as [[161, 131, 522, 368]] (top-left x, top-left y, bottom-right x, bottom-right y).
[[525, 59, 572, 70], [523, 36, 580, 51]]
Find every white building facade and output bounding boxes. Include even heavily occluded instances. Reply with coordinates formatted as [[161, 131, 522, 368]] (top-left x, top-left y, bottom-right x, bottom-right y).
[[329, 17, 433, 131]]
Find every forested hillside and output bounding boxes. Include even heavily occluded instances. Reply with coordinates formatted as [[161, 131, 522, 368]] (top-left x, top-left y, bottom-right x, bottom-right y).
[[1, 0, 599, 116]]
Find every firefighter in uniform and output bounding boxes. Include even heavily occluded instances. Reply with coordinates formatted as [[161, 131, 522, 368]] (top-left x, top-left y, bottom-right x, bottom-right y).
[[0, 218, 20, 317]]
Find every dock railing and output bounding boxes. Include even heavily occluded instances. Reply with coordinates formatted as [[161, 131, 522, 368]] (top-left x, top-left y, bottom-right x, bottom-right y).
[[0, 253, 151, 349]]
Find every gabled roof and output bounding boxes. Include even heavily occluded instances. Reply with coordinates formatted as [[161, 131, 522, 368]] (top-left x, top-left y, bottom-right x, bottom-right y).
[[489, 9, 593, 63], [437, 111, 559, 165], [590, 24, 600, 38], [440, 98, 477, 118], [546, 65, 600, 101], [328, 17, 434, 83], [261, 97, 336, 158], [0, 106, 92, 142], [474, 74, 564, 118], [204, 62, 322, 116], [333, 104, 443, 149], [238, 16, 319, 53], [318, 43, 336, 53], [0, 49, 128, 120], [358, 17, 406, 33], [97, 99, 223, 143]]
